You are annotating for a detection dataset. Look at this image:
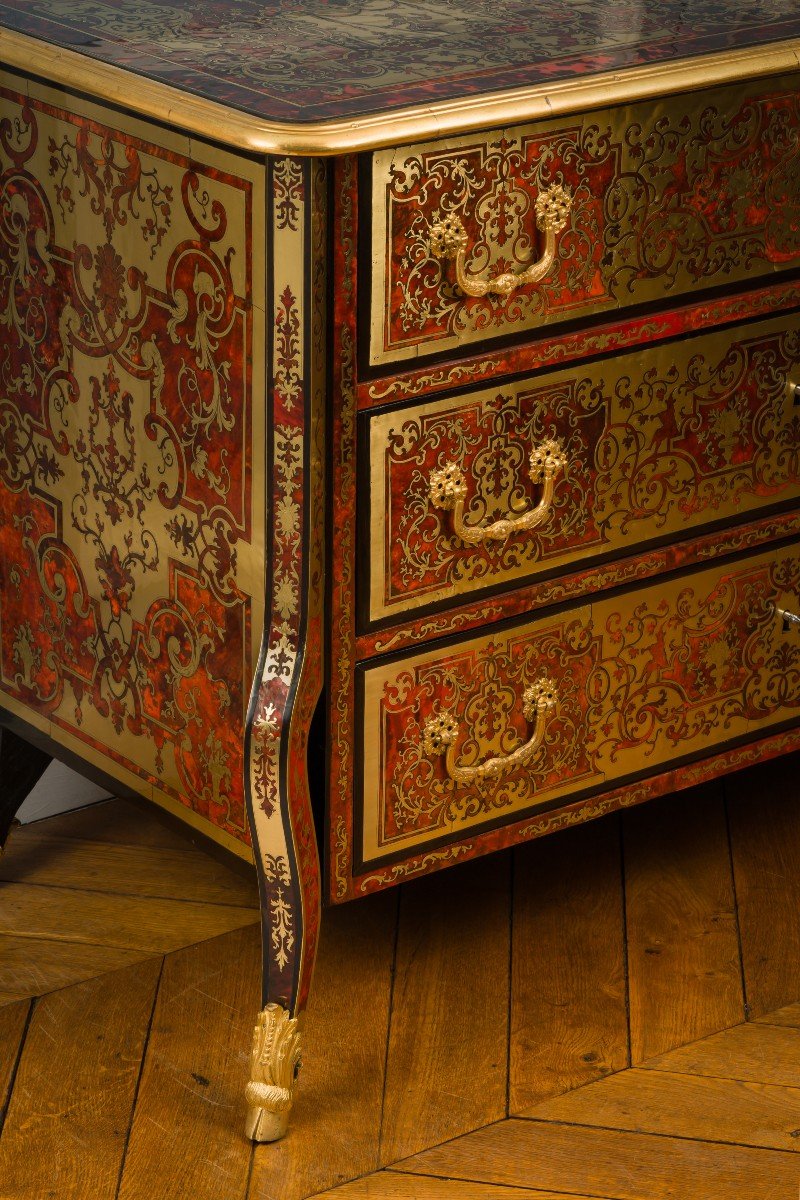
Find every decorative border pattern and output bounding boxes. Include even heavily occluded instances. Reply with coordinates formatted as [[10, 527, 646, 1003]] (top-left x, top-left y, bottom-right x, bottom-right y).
[[328, 156, 359, 903], [357, 511, 800, 659], [4, 1, 800, 122], [360, 279, 800, 409], [245, 158, 325, 1011]]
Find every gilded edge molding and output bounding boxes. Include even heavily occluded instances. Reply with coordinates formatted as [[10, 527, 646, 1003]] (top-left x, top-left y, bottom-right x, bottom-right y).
[[2, 27, 800, 155]]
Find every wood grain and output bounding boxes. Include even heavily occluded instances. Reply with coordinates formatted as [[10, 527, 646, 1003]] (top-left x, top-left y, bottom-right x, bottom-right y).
[[523, 1065, 800, 1150], [755, 1001, 800, 1028], [1, 833, 258, 906], [0, 992, 29, 1007], [510, 816, 627, 1112], [395, 1117, 800, 1199], [0, 934, 150, 1000], [726, 755, 800, 1018], [313, 1173, 605, 1200], [249, 891, 397, 1200], [116, 924, 258, 1200], [20, 797, 194, 849], [0, 959, 160, 1200], [378, 853, 511, 1165], [0, 883, 258, 952], [0, 998, 29, 1121], [641, 1021, 800, 1087], [623, 785, 743, 1062]]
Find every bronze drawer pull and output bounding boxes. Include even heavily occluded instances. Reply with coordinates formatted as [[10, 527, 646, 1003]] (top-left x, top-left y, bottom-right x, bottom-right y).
[[429, 437, 566, 546], [422, 676, 557, 785], [428, 184, 572, 298]]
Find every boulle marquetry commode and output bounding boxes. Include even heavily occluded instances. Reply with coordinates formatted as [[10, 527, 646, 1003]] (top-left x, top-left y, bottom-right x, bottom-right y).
[[1, 0, 800, 1143]]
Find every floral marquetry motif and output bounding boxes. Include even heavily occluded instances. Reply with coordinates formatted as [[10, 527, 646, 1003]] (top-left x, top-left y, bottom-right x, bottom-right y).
[[371, 76, 800, 363], [359, 546, 800, 865], [0, 77, 266, 842]]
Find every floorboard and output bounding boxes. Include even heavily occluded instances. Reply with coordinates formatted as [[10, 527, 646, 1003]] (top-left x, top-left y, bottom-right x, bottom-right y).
[[0, 832, 258, 907], [0, 999, 29, 1123], [313, 1175, 608, 1200], [18, 798, 201, 850], [394, 1117, 800, 1199], [0, 933, 151, 999], [623, 786, 743, 1062], [641, 1021, 800, 1087], [755, 1001, 800, 1028], [509, 816, 628, 1113], [522, 1066, 800, 1151], [0, 960, 160, 1200], [116, 925, 258, 1200], [0, 882, 258, 954], [378, 854, 511, 1166], [726, 754, 800, 1018]]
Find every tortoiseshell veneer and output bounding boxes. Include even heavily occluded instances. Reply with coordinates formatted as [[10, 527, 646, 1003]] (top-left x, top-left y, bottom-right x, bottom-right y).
[[1, 0, 800, 1143]]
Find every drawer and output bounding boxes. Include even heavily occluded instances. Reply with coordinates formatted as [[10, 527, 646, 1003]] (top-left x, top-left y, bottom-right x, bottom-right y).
[[365, 312, 800, 625], [357, 542, 800, 868], [368, 74, 800, 368]]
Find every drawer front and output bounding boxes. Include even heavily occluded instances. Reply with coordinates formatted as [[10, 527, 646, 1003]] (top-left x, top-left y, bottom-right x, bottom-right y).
[[369, 74, 800, 367], [358, 543, 800, 866], [366, 313, 800, 624]]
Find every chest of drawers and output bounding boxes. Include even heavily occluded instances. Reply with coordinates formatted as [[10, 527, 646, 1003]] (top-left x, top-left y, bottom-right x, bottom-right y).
[[1, 0, 800, 1143]]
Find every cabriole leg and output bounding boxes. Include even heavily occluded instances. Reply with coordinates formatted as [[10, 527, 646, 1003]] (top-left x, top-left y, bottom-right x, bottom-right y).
[[244, 666, 322, 1142], [243, 155, 326, 1142], [0, 725, 51, 850]]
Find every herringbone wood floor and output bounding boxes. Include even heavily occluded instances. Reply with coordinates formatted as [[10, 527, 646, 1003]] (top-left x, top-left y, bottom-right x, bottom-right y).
[[3, 756, 800, 1198]]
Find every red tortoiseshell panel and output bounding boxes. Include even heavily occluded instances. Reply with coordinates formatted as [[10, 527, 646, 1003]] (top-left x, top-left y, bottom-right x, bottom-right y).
[[350, 726, 800, 896], [366, 313, 800, 623], [0, 74, 266, 847], [371, 75, 800, 365], [359, 544, 800, 866]]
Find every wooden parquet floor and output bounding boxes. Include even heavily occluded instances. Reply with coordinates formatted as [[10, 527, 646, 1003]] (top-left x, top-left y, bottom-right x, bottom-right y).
[[3, 756, 800, 1198]]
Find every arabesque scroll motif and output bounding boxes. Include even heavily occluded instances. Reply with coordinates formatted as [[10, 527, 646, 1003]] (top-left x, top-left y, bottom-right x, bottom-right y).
[[361, 547, 800, 863], [0, 80, 264, 841], [369, 316, 800, 621], [373, 76, 800, 362]]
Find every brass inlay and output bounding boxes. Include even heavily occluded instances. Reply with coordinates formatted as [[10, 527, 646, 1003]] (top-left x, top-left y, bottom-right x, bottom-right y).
[[0, 71, 267, 850], [361, 544, 800, 863], [423, 676, 557, 785], [371, 74, 800, 365], [429, 186, 571, 298], [2, 29, 799, 155], [245, 1004, 302, 1143], [430, 438, 567, 547], [368, 312, 800, 624]]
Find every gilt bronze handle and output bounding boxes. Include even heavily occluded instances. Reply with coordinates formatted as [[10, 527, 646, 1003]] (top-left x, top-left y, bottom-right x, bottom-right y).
[[428, 184, 572, 298], [429, 437, 566, 546], [422, 676, 557, 785]]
